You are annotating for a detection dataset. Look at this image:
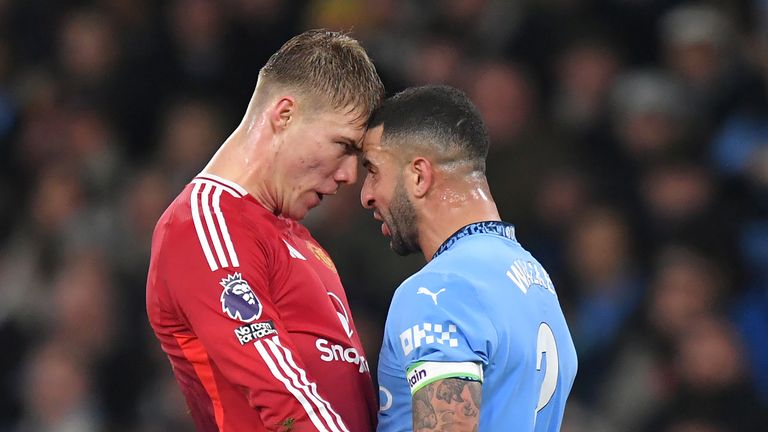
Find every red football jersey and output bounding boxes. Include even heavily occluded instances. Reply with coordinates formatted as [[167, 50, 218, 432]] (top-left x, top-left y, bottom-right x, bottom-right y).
[[146, 174, 376, 432]]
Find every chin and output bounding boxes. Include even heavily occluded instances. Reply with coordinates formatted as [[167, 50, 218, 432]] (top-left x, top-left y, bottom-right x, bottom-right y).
[[390, 236, 419, 257], [391, 245, 413, 257], [283, 207, 309, 221]]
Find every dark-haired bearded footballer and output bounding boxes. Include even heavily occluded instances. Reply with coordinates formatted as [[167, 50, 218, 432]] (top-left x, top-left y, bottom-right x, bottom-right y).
[[359, 86, 578, 431]]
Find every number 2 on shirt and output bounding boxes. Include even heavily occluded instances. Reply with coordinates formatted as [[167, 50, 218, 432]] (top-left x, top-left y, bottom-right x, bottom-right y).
[[535, 322, 559, 424]]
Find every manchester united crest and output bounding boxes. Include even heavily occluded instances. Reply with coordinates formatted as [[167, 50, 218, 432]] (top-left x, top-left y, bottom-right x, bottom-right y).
[[305, 241, 337, 272]]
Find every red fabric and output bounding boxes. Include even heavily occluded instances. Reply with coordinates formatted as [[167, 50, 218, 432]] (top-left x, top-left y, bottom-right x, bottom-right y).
[[147, 176, 376, 432]]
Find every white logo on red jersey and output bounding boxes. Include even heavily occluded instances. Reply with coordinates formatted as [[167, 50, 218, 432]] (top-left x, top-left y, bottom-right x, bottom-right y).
[[315, 338, 369, 373], [328, 292, 353, 338], [282, 239, 307, 260], [234, 320, 277, 345]]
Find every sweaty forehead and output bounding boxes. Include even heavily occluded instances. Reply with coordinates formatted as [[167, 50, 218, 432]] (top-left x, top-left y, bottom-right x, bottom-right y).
[[362, 125, 384, 152]]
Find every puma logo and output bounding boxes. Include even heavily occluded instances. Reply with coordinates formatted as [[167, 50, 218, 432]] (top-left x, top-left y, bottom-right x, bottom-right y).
[[417, 287, 446, 305]]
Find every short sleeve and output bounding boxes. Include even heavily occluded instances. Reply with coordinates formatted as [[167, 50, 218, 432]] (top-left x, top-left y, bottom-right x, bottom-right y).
[[385, 272, 498, 372]]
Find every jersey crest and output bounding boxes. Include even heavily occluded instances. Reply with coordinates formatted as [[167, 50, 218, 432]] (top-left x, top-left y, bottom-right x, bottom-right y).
[[306, 241, 337, 272]]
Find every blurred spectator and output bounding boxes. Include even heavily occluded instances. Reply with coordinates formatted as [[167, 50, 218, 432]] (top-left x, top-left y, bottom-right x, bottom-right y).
[[0, 164, 84, 328], [565, 205, 644, 401], [304, 0, 376, 31], [404, 35, 465, 87], [0, 36, 14, 141], [422, 0, 523, 56], [57, 8, 118, 91], [659, 3, 744, 125], [610, 70, 692, 164], [64, 107, 125, 200], [467, 60, 536, 145], [156, 98, 225, 192], [15, 340, 102, 432], [581, 246, 726, 431], [731, 223, 768, 404], [525, 165, 593, 287], [13, 72, 69, 176], [50, 249, 115, 359], [636, 161, 738, 262], [645, 316, 765, 432], [164, 0, 233, 96], [600, 70, 700, 228], [113, 167, 172, 278], [551, 35, 622, 134]]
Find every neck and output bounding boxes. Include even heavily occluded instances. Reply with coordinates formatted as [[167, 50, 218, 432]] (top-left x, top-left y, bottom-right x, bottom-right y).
[[417, 178, 501, 261], [201, 121, 278, 213]]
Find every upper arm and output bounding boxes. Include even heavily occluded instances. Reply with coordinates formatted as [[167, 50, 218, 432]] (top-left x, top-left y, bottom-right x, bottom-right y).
[[412, 377, 482, 432], [389, 273, 497, 367], [386, 274, 493, 431]]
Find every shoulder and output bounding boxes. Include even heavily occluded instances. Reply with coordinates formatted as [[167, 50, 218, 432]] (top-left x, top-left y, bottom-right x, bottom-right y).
[[389, 265, 478, 320], [189, 176, 247, 221], [159, 177, 290, 270]]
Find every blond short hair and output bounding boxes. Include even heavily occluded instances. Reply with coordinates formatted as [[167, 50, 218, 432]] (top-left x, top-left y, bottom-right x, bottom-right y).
[[259, 29, 384, 122]]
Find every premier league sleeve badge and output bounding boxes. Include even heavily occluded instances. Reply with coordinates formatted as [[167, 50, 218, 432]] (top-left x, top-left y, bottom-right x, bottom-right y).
[[220, 273, 262, 322]]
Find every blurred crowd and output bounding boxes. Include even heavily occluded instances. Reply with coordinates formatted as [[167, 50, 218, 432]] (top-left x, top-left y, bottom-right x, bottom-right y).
[[0, 0, 767, 431]]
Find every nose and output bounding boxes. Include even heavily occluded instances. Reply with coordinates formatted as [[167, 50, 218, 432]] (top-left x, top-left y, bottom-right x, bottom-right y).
[[334, 155, 357, 185], [360, 174, 375, 209]]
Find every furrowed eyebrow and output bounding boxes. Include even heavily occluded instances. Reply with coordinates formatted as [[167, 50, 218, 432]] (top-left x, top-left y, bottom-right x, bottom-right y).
[[339, 137, 362, 154]]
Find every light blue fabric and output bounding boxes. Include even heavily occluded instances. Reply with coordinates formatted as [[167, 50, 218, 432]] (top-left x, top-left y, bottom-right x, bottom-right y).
[[378, 222, 578, 432]]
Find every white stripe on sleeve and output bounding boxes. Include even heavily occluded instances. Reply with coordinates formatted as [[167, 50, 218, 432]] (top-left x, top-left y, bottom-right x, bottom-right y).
[[200, 183, 229, 268], [191, 183, 218, 271], [212, 187, 239, 268]]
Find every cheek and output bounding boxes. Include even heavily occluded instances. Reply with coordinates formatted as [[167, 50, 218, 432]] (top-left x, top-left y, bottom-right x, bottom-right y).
[[302, 148, 341, 172]]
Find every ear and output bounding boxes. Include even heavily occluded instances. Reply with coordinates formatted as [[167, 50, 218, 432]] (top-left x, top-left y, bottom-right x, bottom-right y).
[[408, 157, 433, 199], [269, 96, 296, 132]]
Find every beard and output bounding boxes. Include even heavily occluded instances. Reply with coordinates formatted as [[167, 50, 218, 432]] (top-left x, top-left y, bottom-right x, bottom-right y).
[[386, 179, 421, 256]]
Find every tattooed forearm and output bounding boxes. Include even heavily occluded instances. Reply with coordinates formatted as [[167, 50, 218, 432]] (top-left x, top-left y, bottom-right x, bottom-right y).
[[413, 378, 482, 431], [436, 379, 465, 404], [413, 384, 437, 429], [468, 380, 481, 409]]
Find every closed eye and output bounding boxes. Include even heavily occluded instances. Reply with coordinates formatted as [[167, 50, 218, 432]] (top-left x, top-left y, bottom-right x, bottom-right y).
[[336, 138, 360, 156], [362, 158, 377, 174]]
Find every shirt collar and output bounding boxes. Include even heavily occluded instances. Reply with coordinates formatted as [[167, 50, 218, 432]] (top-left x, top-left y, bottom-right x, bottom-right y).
[[432, 221, 516, 260]]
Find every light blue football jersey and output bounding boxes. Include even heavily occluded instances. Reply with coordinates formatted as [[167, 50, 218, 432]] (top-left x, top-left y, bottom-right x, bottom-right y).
[[378, 221, 577, 432]]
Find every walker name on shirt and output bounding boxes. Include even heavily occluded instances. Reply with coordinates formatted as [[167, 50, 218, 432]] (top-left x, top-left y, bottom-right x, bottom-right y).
[[234, 320, 278, 345], [506, 259, 556, 295], [400, 323, 458, 356], [315, 338, 370, 373]]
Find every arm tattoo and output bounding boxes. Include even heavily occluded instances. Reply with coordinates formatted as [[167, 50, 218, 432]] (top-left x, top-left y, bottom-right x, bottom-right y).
[[413, 385, 437, 429], [413, 378, 482, 431]]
